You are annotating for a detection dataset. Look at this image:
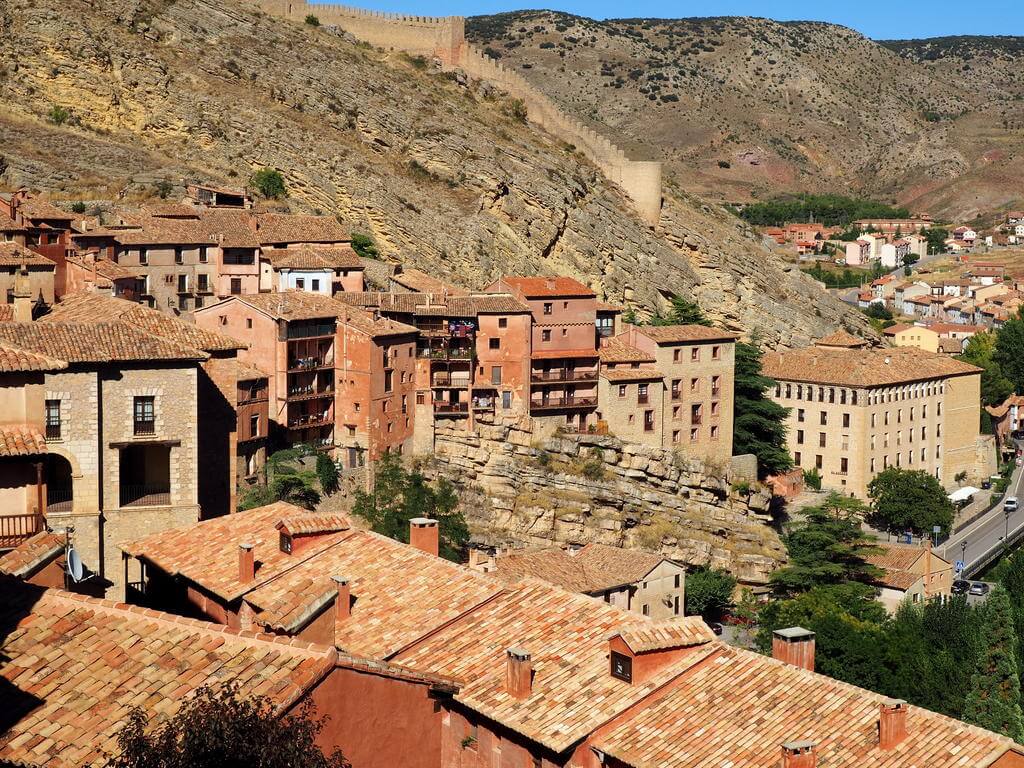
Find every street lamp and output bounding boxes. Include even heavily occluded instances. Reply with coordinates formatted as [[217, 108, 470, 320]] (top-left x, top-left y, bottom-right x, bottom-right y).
[[961, 540, 967, 567]]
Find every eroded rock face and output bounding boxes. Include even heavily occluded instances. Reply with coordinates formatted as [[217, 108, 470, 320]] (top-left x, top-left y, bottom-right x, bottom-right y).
[[0, 0, 870, 348], [423, 419, 785, 585]]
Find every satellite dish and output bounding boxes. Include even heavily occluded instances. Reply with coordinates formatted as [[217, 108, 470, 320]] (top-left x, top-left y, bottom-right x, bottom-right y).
[[67, 548, 84, 583]]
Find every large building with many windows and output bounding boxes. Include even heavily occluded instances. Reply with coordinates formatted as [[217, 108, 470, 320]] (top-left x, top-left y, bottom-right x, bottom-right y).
[[762, 331, 993, 496]]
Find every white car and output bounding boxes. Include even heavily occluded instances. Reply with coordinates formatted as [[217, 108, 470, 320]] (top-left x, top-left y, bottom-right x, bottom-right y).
[[1005, 497, 1019, 512]]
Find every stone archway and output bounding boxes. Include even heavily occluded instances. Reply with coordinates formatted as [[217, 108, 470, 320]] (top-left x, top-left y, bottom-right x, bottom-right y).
[[44, 454, 74, 513]]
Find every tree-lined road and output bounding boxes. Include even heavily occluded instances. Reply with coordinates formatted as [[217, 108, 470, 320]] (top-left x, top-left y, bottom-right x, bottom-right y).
[[940, 463, 1024, 577]]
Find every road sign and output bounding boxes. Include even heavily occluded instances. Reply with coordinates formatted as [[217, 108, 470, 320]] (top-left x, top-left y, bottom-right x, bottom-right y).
[[955, 560, 966, 573]]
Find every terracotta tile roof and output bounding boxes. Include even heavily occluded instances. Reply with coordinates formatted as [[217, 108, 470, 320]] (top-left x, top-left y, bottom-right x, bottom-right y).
[[0, 340, 68, 372], [0, 304, 12, 321], [633, 325, 740, 344], [601, 366, 664, 382], [498, 276, 595, 298], [0, 532, 63, 577], [16, 197, 75, 221], [276, 514, 350, 536], [882, 323, 916, 335], [863, 542, 948, 591], [614, 617, 716, 653], [0, 322, 208, 364], [394, 578, 716, 752], [111, 213, 216, 246], [762, 346, 981, 388], [64, 253, 142, 282], [121, 502, 347, 603], [531, 348, 599, 360], [0, 424, 47, 457], [244, 528, 502, 658], [0, 579, 337, 768], [596, 301, 623, 312], [335, 291, 530, 317], [143, 202, 200, 218], [599, 338, 656, 364], [592, 643, 1016, 768], [222, 291, 345, 321], [0, 242, 57, 268], [0, 211, 26, 231], [254, 213, 349, 245], [265, 245, 363, 270], [195, 208, 261, 248], [237, 361, 269, 381], [41, 293, 243, 353], [816, 329, 869, 348], [391, 267, 467, 296], [938, 338, 965, 354], [339, 305, 419, 339], [491, 543, 668, 594]]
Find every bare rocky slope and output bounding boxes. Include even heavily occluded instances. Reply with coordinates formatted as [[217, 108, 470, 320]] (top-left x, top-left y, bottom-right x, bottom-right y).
[[467, 12, 1024, 221], [0, 0, 869, 347]]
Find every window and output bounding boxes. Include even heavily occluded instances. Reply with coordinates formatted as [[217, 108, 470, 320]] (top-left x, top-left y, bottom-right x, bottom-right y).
[[610, 651, 633, 683], [672, 405, 681, 420], [249, 414, 259, 439], [819, 411, 827, 426], [672, 429, 680, 443], [842, 413, 850, 428], [311, 279, 320, 292], [177, 274, 188, 293], [710, 425, 719, 440], [139, 248, 148, 265], [840, 457, 848, 474], [498, 317, 508, 329], [797, 408, 805, 423], [712, 345, 721, 360], [491, 366, 502, 385], [543, 302, 553, 315], [794, 451, 801, 466], [674, 595, 681, 615], [561, 328, 567, 337], [690, 427, 698, 442], [815, 454, 823, 470], [133, 396, 155, 436], [671, 379, 681, 399], [542, 329, 551, 342], [199, 246, 208, 263], [246, 318, 253, 329], [502, 391, 512, 409], [796, 429, 804, 445], [691, 403, 702, 425], [691, 347, 700, 361], [295, 278, 305, 290], [197, 273, 209, 293], [638, 383, 649, 404], [489, 338, 500, 350], [174, 247, 183, 264], [45, 399, 61, 440], [711, 375, 721, 396], [178, 295, 189, 311], [673, 349, 681, 363], [644, 410, 654, 431], [230, 278, 242, 295], [819, 432, 826, 448], [710, 400, 719, 416], [384, 370, 393, 393], [642, 604, 650, 616], [690, 377, 699, 393]]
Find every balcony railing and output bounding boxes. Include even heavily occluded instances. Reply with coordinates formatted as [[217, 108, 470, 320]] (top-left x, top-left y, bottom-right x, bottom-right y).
[[420, 347, 474, 361], [530, 396, 598, 411], [531, 369, 599, 383], [133, 419, 155, 437], [287, 322, 336, 339], [434, 401, 469, 415], [120, 484, 171, 508], [287, 415, 333, 429], [46, 487, 73, 513], [287, 386, 334, 401], [432, 374, 471, 388], [288, 357, 333, 371], [45, 422, 62, 440], [0, 512, 44, 550]]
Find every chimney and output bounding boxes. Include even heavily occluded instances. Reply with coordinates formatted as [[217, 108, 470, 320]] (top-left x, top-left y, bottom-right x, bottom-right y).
[[879, 698, 908, 750], [772, 627, 815, 671], [333, 575, 351, 619], [238, 541, 255, 583], [506, 648, 533, 699], [409, 518, 439, 557], [781, 741, 816, 768], [13, 262, 32, 322]]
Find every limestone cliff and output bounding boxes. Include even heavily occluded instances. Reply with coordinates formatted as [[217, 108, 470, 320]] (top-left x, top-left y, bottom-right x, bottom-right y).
[[423, 420, 785, 585], [0, 0, 870, 347]]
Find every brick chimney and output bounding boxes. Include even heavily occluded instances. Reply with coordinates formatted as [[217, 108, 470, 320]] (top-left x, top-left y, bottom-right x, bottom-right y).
[[13, 262, 32, 322], [772, 627, 815, 671], [506, 648, 533, 699], [781, 741, 816, 768], [879, 698, 908, 750], [409, 518, 439, 557], [238, 541, 255, 583], [333, 575, 351, 619]]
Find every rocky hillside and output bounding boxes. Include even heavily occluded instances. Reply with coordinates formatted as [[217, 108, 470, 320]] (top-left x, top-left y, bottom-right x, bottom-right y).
[[0, 0, 870, 348], [467, 12, 1024, 220]]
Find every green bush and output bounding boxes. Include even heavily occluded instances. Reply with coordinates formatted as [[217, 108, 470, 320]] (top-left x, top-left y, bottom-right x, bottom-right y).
[[350, 232, 379, 259], [48, 105, 70, 125], [316, 453, 339, 495], [70, 201, 86, 214], [250, 168, 286, 199], [304, 13, 320, 26], [803, 467, 822, 491]]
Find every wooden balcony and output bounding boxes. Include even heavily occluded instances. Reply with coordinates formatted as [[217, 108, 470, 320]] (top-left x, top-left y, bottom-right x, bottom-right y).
[[0, 512, 45, 550], [434, 401, 469, 416], [530, 396, 598, 412], [531, 369, 599, 384]]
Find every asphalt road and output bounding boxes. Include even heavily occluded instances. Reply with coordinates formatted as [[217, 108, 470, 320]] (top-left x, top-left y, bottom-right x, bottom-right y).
[[940, 462, 1024, 575]]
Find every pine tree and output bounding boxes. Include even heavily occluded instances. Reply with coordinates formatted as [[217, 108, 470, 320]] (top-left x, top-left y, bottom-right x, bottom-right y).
[[733, 340, 792, 477], [964, 588, 1024, 742]]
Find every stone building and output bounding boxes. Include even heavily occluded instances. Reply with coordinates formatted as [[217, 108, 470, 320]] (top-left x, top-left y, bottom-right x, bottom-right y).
[[865, 541, 953, 614], [0, 244, 56, 315], [612, 324, 739, 463], [597, 338, 665, 444], [236, 362, 270, 483], [263, 245, 365, 295], [763, 331, 993, 496]]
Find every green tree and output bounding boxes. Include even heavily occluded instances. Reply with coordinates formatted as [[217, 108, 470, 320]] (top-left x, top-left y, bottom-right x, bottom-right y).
[[651, 295, 711, 327], [48, 104, 70, 125], [960, 331, 1013, 408], [304, 13, 320, 25], [250, 168, 287, 199], [684, 567, 736, 618], [867, 467, 955, 536], [352, 453, 468, 561], [995, 309, 1024, 395], [109, 683, 349, 768], [733, 341, 792, 478], [863, 303, 893, 321], [963, 588, 1024, 742], [350, 232, 379, 260], [923, 227, 949, 255], [803, 467, 822, 491], [316, 452, 339, 495], [1000, 549, 1024, 663], [770, 504, 882, 595], [271, 475, 321, 510]]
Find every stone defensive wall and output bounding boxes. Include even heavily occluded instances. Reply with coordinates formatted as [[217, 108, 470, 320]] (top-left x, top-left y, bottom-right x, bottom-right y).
[[255, 0, 663, 225]]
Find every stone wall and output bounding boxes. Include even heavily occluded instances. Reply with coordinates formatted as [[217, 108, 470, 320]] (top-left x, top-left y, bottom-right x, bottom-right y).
[[424, 418, 785, 585], [253, 0, 663, 226]]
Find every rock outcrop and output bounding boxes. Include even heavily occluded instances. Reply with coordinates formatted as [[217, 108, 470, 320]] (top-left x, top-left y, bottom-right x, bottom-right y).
[[423, 419, 785, 585]]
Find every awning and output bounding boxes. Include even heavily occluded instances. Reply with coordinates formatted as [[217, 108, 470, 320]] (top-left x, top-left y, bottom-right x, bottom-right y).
[[948, 486, 980, 503]]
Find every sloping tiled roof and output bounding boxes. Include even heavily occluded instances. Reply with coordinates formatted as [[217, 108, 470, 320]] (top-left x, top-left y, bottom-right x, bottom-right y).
[[335, 291, 530, 317], [816, 329, 869, 348], [43, 292, 244, 352], [863, 542, 949, 591], [0, 579, 338, 768], [599, 338, 656, 364], [592, 643, 1014, 768], [0, 211, 26, 231], [391, 267, 467, 296], [394, 578, 717, 753], [0, 341, 69, 372], [264, 245, 363, 270], [111, 213, 216, 246], [615, 617, 716, 653], [761, 346, 981, 388], [0, 322, 208, 364], [276, 514, 350, 536], [222, 291, 344, 321], [0, 532, 63, 577], [63, 253, 141, 282], [531, 348, 600, 360], [0, 424, 47, 456], [601, 366, 664, 382], [634, 325, 740, 344], [339, 305, 418, 339], [0, 242, 57, 268], [237, 361, 269, 381], [0, 305, 12, 321], [17, 197, 75, 221], [196, 207, 261, 248], [491, 543, 668, 594], [254, 213, 349, 245], [497, 276, 595, 298]]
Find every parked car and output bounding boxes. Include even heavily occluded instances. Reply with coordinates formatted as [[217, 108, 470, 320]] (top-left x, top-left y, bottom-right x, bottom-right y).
[[708, 622, 724, 636], [952, 580, 970, 595], [969, 582, 991, 596], [1005, 497, 1019, 513]]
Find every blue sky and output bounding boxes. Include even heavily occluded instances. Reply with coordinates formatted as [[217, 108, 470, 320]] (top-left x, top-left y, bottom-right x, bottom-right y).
[[347, 0, 1022, 39]]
